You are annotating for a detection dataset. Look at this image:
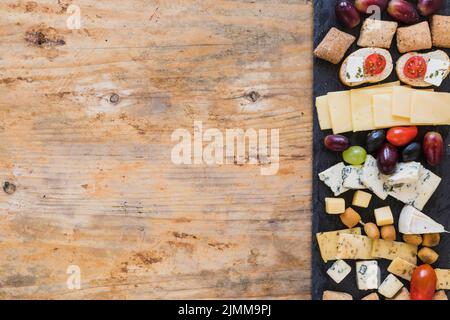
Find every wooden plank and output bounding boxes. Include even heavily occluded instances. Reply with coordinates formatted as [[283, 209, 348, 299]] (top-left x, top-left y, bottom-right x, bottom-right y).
[[0, 0, 312, 299]]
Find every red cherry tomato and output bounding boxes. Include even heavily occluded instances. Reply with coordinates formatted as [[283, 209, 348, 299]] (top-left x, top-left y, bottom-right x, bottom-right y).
[[404, 56, 427, 79], [365, 53, 387, 76], [410, 265, 437, 300], [386, 126, 418, 147]]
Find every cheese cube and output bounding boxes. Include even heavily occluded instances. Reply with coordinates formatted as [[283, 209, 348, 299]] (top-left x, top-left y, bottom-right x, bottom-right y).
[[378, 274, 404, 298], [322, 291, 353, 300], [387, 287, 410, 300], [316, 228, 362, 263], [371, 239, 418, 264], [336, 234, 373, 260], [356, 261, 380, 290], [435, 269, 450, 290], [327, 260, 351, 284], [361, 293, 379, 300], [387, 257, 416, 281], [325, 198, 345, 214], [352, 190, 372, 208], [374, 206, 394, 226]]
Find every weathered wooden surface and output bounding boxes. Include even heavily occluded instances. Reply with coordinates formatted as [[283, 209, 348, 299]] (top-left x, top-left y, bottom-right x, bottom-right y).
[[0, 0, 312, 299]]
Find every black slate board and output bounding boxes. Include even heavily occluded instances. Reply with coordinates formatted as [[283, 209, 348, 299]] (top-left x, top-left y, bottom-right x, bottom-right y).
[[312, 1, 450, 300]]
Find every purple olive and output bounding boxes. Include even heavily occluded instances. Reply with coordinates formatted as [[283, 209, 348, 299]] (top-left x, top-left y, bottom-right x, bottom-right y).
[[387, 0, 420, 24], [324, 135, 350, 152], [417, 0, 444, 16], [355, 0, 389, 14], [377, 143, 399, 175], [336, 1, 362, 28]]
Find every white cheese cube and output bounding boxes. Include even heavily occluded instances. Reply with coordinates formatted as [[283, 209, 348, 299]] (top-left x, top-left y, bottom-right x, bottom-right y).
[[424, 59, 450, 87], [378, 274, 404, 298], [342, 165, 366, 189], [352, 190, 372, 208], [327, 259, 351, 284], [319, 162, 349, 196], [356, 260, 380, 290], [345, 56, 365, 83], [374, 206, 394, 226], [325, 198, 345, 214], [361, 155, 389, 200]]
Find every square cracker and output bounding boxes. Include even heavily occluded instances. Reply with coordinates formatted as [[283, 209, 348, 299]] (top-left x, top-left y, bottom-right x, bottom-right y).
[[431, 15, 450, 48], [314, 27, 355, 64], [358, 18, 398, 49], [397, 21, 432, 53]]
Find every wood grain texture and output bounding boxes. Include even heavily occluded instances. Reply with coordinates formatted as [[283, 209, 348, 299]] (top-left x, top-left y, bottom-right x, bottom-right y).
[[0, 0, 312, 299]]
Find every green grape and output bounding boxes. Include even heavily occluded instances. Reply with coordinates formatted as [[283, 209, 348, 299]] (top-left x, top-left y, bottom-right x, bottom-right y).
[[342, 146, 367, 165]]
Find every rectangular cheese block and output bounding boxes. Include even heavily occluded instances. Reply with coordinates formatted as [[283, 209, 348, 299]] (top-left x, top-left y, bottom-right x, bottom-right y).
[[336, 234, 373, 260], [322, 291, 353, 300], [361, 155, 389, 200], [356, 261, 380, 290], [328, 91, 353, 134], [387, 257, 416, 281], [316, 228, 362, 263], [351, 87, 393, 132], [318, 162, 349, 196], [435, 269, 450, 290], [325, 198, 345, 214], [371, 239, 418, 264], [374, 206, 394, 226], [410, 91, 450, 125], [372, 94, 411, 128], [316, 95, 332, 130]]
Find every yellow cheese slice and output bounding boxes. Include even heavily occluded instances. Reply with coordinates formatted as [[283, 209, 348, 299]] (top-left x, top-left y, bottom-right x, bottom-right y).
[[315, 95, 332, 130], [336, 234, 373, 260], [387, 257, 416, 281], [371, 239, 418, 264], [373, 94, 411, 128], [410, 91, 450, 125], [392, 87, 434, 118], [316, 227, 361, 263], [351, 87, 394, 132], [328, 91, 352, 134]]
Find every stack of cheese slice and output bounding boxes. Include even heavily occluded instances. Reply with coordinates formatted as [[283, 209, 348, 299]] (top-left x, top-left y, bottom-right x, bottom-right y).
[[316, 82, 450, 134]]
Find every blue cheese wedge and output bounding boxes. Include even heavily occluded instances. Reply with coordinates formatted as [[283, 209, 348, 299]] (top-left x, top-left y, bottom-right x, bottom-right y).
[[327, 260, 352, 284], [389, 167, 441, 210], [319, 162, 349, 196], [386, 162, 421, 186], [424, 59, 450, 87], [345, 56, 365, 83], [361, 155, 389, 200], [378, 274, 404, 299], [342, 165, 366, 189], [399, 205, 447, 234], [356, 261, 380, 290]]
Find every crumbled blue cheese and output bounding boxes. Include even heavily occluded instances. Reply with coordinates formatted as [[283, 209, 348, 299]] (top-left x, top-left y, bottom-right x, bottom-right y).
[[424, 59, 450, 87], [361, 155, 389, 200], [356, 261, 381, 290], [342, 165, 366, 189], [327, 259, 351, 284], [319, 162, 349, 196], [386, 162, 421, 186], [345, 56, 365, 83], [389, 167, 441, 210]]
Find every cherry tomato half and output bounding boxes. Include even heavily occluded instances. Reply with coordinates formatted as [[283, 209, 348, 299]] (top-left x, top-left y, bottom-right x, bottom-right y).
[[404, 56, 427, 79], [410, 264, 437, 300], [386, 126, 418, 147], [365, 53, 387, 76]]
